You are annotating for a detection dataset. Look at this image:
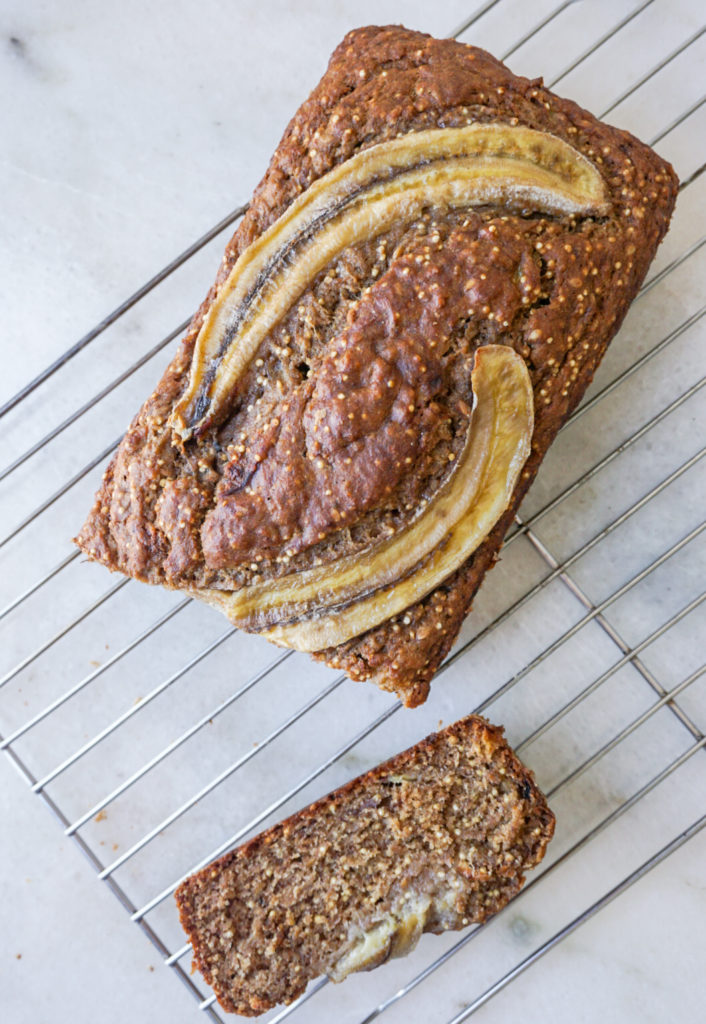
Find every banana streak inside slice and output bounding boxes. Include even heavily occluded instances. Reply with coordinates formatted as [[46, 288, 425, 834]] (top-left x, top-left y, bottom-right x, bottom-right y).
[[170, 124, 607, 438], [328, 895, 432, 983], [192, 345, 533, 651]]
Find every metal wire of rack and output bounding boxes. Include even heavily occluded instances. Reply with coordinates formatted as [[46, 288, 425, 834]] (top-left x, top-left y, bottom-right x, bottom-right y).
[[1, 1, 705, 1021]]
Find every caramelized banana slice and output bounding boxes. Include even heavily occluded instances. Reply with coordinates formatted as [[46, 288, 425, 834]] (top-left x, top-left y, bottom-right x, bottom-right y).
[[171, 125, 606, 439], [194, 345, 533, 650]]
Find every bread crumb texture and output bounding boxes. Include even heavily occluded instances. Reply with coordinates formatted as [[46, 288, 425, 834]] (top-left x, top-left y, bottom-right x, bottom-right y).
[[175, 715, 555, 1015]]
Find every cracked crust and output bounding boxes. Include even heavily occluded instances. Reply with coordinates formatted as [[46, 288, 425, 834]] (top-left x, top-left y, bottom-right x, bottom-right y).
[[75, 25, 678, 706]]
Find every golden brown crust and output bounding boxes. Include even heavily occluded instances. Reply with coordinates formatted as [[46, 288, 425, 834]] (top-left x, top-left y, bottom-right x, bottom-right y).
[[76, 25, 678, 705], [175, 715, 555, 1015]]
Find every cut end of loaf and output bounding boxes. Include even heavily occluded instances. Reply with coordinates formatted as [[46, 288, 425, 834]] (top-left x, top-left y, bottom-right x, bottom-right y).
[[175, 715, 555, 1016]]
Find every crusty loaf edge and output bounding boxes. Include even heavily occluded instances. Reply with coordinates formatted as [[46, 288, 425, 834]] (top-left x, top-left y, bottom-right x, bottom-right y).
[[75, 25, 679, 707], [175, 714, 555, 1015]]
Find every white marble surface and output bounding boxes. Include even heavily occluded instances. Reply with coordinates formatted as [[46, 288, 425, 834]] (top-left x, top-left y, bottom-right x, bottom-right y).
[[1, 1, 705, 1022]]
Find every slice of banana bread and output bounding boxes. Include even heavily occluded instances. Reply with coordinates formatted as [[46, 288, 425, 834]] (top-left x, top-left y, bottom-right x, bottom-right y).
[[76, 25, 678, 706], [175, 715, 554, 1016]]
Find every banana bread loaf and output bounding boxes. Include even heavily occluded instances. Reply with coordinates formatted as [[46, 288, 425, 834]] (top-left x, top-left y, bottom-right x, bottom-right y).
[[76, 25, 678, 706], [175, 715, 555, 1015]]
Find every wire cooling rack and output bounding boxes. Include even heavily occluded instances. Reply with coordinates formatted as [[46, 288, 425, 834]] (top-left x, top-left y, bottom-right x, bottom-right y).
[[1, 1, 705, 1020]]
